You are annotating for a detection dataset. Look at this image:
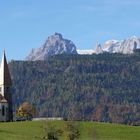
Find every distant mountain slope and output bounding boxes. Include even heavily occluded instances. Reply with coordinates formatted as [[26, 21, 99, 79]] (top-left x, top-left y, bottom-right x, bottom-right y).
[[95, 36, 140, 54], [9, 53, 140, 125], [26, 33, 77, 61]]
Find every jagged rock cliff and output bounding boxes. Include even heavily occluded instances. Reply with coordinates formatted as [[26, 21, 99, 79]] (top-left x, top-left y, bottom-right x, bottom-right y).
[[26, 33, 77, 61], [95, 36, 140, 54]]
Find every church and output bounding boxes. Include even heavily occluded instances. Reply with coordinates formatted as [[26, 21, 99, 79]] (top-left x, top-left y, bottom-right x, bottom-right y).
[[0, 51, 13, 121]]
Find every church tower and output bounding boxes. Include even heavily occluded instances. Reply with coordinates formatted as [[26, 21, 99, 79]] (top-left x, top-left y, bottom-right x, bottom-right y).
[[0, 51, 13, 121]]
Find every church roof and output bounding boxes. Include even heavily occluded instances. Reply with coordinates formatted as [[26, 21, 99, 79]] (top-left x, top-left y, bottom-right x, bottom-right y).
[[0, 51, 12, 86], [0, 99, 8, 103], [0, 94, 3, 100], [0, 94, 8, 103]]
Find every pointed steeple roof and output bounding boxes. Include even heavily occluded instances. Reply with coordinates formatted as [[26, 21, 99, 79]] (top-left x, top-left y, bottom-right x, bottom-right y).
[[0, 50, 12, 86]]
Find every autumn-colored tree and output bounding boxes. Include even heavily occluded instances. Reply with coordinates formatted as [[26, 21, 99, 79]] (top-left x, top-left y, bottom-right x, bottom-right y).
[[16, 102, 36, 119]]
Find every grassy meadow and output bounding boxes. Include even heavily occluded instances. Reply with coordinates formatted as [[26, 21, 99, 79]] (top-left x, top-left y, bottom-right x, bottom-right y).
[[0, 121, 139, 140]]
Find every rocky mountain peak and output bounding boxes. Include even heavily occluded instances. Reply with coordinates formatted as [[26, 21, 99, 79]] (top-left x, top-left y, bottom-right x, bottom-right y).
[[47, 32, 63, 42], [54, 32, 63, 38], [95, 36, 140, 54], [95, 43, 103, 54], [26, 33, 77, 61]]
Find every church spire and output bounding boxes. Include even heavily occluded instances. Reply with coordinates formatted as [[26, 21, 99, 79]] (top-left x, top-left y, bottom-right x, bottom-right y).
[[0, 50, 13, 121], [0, 50, 12, 86]]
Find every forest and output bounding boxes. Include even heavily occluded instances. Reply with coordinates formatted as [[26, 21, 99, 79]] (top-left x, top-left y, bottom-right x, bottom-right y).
[[9, 51, 140, 125]]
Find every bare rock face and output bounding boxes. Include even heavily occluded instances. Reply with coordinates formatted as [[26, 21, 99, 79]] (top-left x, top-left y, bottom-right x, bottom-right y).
[[26, 33, 77, 61], [95, 43, 103, 54], [95, 36, 140, 54]]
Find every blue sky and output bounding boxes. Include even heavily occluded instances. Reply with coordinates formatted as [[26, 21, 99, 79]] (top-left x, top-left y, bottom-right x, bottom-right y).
[[0, 0, 140, 60]]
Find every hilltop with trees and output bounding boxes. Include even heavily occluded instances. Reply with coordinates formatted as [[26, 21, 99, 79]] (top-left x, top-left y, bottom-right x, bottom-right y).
[[9, 52, 140, 125]]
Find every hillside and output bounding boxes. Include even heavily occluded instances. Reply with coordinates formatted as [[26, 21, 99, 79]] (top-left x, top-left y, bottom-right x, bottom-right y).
[[9, 52, 140, 125], [0, 121, 139, 140]]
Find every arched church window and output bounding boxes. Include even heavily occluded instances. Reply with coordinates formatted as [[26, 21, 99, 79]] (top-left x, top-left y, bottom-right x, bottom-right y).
[[2, 105, 5, 116], [6, 107, 8, 114], [4, 87, 10, 93]]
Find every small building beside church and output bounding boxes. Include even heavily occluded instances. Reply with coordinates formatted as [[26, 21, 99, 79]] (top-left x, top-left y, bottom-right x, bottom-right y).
[[0, 51, 13, 121]]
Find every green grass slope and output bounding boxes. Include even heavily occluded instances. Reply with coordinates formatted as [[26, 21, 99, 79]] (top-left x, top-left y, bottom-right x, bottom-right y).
[[0, 121, 42, 140], [0, 121, 139, 140]]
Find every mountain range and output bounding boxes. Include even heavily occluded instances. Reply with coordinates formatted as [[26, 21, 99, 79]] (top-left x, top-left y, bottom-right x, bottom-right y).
[[26, 33, 140, 61], [96, 36, 140, 54]]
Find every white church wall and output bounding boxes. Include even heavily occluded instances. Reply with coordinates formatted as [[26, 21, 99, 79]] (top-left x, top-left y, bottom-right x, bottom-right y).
[[0, 103, 9, 122]]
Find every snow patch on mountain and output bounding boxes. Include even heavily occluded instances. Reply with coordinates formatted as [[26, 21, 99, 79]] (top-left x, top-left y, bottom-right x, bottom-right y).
[[77, 49, 95, 54]]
